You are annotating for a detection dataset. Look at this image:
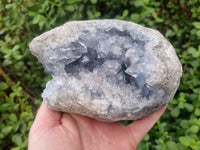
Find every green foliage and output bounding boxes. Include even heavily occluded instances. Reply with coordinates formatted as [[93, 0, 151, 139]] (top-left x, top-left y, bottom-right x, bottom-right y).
[[0, 77, 33, 150], [0, 0, 200, 149]]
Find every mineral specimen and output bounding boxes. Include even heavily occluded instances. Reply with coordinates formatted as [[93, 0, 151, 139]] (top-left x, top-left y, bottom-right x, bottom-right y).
[[29, 19, 182, 121]]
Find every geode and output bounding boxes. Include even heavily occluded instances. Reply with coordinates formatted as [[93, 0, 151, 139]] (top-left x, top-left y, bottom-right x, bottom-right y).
[[29, 19, 182, 121]]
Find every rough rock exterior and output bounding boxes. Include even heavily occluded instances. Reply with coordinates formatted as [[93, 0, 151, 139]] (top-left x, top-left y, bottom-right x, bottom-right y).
[[29, 19, 182, 121]]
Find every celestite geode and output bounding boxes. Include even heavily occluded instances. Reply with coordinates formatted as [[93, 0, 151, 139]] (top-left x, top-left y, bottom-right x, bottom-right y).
[[29, 19, 182, 121]]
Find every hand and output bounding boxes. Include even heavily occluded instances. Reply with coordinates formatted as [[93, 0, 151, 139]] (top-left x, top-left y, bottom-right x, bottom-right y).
[[28, 102, 167, 150]]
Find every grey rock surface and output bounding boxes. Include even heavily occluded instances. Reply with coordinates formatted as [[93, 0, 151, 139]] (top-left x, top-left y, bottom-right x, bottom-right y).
[[29, 19, 182, 121]]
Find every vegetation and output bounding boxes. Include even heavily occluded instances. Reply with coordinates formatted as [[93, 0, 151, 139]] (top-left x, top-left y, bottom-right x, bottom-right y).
[[0, 0, 200, 149]]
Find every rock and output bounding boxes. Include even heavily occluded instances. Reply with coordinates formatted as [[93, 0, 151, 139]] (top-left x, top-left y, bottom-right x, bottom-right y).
[[29, 19, 182, 121]]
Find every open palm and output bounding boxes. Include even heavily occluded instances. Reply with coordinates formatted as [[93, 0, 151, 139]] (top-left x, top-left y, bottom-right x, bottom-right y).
[[28, 102, 167, 150]]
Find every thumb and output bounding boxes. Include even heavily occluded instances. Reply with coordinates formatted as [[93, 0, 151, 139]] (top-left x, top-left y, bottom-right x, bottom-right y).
[[127, 105, 168, 146]]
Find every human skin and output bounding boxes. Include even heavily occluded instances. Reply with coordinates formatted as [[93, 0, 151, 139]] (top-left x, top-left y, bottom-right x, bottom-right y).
[[28, 102, 167, 150]]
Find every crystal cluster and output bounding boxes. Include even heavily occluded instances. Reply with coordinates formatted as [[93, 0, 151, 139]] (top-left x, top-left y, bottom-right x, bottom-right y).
[[29, 20, 182, 121]]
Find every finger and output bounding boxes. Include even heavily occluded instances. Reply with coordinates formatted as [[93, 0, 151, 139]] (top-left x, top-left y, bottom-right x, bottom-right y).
[[60, 113, 81, 134], [127, 105, 167, 146], [33, 101, 61, 128]]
